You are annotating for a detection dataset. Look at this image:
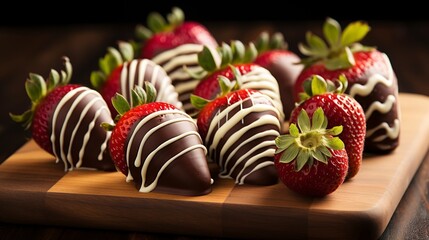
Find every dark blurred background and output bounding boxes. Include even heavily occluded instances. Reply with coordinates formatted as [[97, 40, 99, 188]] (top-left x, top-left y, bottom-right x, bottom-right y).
[[1, 1, 428, 26]]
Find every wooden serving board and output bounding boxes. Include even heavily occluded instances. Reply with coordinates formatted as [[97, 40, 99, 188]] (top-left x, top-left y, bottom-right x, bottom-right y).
[[1, 93, 429, 239]]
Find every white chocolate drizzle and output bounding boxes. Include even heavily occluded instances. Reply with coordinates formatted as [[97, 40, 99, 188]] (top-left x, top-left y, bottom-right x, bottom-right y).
[[50, 87, 113, 171], [124, 109, 207, 193], [206, 90, 281, 184], [120, 59, 182, 109]]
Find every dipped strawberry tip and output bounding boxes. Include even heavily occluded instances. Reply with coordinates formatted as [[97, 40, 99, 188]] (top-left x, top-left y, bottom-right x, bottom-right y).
[[275, 107, 344, 171], [299, 74, 348, 102], [10, 56, 72, 129], [298, 17, 375, 70], [90, 41, 135, 90], [135, 6, 185, 41]]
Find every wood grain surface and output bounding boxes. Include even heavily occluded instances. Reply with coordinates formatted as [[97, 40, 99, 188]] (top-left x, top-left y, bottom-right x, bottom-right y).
[[1, 93, 428, 239]]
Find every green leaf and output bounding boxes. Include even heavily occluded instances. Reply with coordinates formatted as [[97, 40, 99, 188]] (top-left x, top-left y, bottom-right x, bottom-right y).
[[190, 94, 210, 110], [167, 7, 184, 26], [270, 32, 287, 50], [118, 41, 134, 62], [275, 135, 296, 151], [90, 71, 106, 89], [229, 64, 242, 88], [340, 21, 370, 47], [62, 56, 72, 83], [327, 125, 343, 136], [147, 12, 166, 33], [26, 74, 46, 102], [298, 43, 314, 57], [295, 149, 310, 171], [198, 46, 221, 72], [311, 75, 328, 95], [255, 31, 269, 52], [279, 143, 299, 163], [289, 123, 299, 137], [302, 78, 313, 97], [100, 122, 115, 131], [311, 107, 325, 130], [323, 17, 341, 48], [244, 42, 258, 63], [231, 40, 245, 63], [131, 86, 146, 107], [325, 137, 345, 150], [297, 109, 310, 132], [305, 32, 328, 57], [312, 148, 328, 163], [218, 76, 232, 95], [9, 110, 32, 124], [317, 145, 332, 158], [112, 93, 130, 116], [144, 81, 157, 103], [47, 69, 60, 91], [135, 25, 153, 40], [220, 42, 233, 66], [321, 115, 328, 129], [324, 47, 355, 70]]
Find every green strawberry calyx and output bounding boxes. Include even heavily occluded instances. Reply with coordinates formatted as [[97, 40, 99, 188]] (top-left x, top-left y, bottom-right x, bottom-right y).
[[299, 17, 374, 70], [187, 40, 258, 79], [275, 107, 345, 171], [190, 65, 242, 110], [101, 82, 157, 131], [9, 56, 72, 129], [255, 31, 288, 54], [299, 74, 348, 103], [135, 7, 185, 41], [90, 41, 134, 90]]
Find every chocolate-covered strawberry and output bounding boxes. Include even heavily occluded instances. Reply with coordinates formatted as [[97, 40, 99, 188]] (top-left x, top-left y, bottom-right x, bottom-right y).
[[103, 83, 212, 196], [294, 18, 400, 153], [192, 77, 282, 185], [91, 41, 182, 116], [253, 32, 303, 119], [192, 41, 284, 120], [291, 75, 365, 179], [10, 57, 115, 171], [275, 107, 348, 197]]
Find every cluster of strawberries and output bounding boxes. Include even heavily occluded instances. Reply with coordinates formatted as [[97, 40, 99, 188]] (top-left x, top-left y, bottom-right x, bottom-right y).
[[11, 7, 400, 197]]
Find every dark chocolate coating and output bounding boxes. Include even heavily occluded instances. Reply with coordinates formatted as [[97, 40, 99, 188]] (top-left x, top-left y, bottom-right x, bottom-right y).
[[126, 111, 212, 196], [50, 87, 115, 171]]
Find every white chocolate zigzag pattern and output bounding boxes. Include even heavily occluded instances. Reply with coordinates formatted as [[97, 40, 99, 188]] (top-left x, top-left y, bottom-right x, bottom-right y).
[[348, 54, 400, 142]]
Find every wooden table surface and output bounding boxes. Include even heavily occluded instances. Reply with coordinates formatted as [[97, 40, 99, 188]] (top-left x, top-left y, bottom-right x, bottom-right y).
[[1, 18, 429, 239]]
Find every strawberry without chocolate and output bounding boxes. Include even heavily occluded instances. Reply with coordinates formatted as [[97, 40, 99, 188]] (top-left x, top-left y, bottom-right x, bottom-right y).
[[136, 6, 218, 59], [91, 42, 181, 116], [253, 32, 303, 119], [10, 57, 115, 171], [103, 83, 212, 196], [192, 77, 282, 185], [294, 18, 400, 153], [291, 75, 365, 179], [275, 107, 348, 197]]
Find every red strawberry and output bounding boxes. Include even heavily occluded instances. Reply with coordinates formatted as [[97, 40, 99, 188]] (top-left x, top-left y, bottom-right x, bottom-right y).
[[291, 75, 366, 179], [10, 57, 115, 171], [91, 42, 182, 116], [294, 18, 400, 153], [274, 107, 348, 197], [192, 41, 284, 119], [253, 32, 303, 119], [192, 78, 282, 185], [104, 83, 212, 196], [135, 7, 218, 59]]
